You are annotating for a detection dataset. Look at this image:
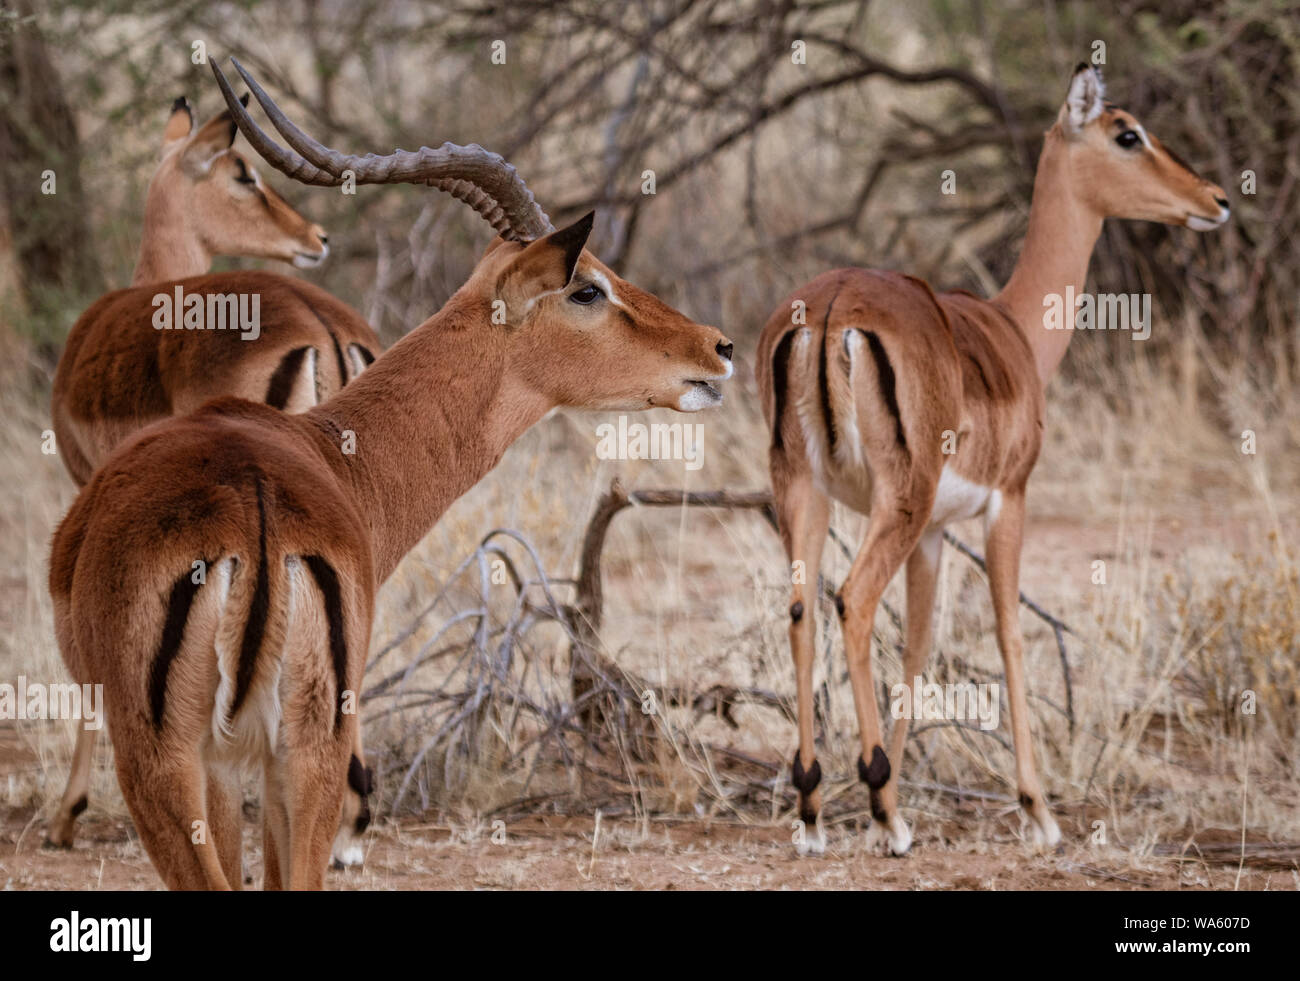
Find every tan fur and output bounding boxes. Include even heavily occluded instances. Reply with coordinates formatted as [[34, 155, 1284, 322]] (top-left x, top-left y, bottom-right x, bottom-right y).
[[48, 215, 732, 889], [756, 66, 1228, 855]]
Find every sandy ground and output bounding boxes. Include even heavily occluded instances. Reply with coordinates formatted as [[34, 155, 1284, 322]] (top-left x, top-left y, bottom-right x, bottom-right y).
[[3, 797, 1293, 891]]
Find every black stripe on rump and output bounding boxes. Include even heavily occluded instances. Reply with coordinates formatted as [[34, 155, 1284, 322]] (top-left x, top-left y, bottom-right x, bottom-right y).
[[864, 331, 907, 453], [265, 346, 312, 409], [230, 481, 270, 721], [770, 331, 796, 451], [303, 554, 348, 734], [149, 562, 208, 729]]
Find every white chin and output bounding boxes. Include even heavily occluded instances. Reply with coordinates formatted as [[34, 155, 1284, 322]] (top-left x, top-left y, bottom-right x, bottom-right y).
[[1185, 214, 1226, 232], [676, 384, 723, 412], [292, 247, 329, 268]]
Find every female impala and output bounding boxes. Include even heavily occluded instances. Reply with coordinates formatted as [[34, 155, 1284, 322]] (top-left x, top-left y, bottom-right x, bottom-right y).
[[47, 59, 733, 890], [757, 65, 1229, 856], [46, 95, 381, 855], [51, 94, 381, 488]]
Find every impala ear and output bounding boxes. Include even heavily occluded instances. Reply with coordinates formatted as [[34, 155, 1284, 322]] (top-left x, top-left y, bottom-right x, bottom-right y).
[[162, 95, 193, 149], [181, 94, 249, 173], [494, 212, 595, 322], [1061, 63, 1105, 134]]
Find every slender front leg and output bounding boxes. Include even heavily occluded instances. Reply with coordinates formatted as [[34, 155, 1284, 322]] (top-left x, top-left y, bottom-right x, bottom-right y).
[[774, 471, 830, 855], [46, 725, 97, 847], [838, 504, 929, 856], [984, 488, 1060, 847], [331, 730, 373, 870]]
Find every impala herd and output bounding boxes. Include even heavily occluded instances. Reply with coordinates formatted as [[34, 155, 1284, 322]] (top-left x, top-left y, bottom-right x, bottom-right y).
[[35, 58, 1228, 888]]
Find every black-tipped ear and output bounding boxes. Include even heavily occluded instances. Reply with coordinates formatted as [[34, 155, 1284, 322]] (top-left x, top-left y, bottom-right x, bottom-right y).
[[163, 96, 195, 146], [239, 92, 251, 108], [546, 211, 595, 286]]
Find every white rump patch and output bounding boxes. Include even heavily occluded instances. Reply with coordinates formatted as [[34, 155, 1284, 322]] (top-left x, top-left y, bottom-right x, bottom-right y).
[[791, 328, 826, 475], [836, 329, 866, 469], [345, 343, 369, 382]]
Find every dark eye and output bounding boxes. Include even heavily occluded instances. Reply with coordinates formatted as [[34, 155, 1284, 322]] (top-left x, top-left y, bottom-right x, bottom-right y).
[[234, 160, 256, 184], [569, 283, 603, 305], [1115, 130, 1142, 150]]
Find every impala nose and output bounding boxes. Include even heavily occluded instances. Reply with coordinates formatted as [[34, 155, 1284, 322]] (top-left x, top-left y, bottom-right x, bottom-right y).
[[716, 340, 734, 361]]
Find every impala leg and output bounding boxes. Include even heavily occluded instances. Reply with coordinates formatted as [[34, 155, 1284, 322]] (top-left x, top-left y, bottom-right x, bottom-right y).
[[839, 506, 928, 856], [985, 489, 1061, 848], [262, 755, 290, 890], [205, 761, 245, 890], [46, 724, 97, 847], [116, 745, 230, 890], [286, 728, 351, 890], [873, 526, 943, 850], [330, 728, 372, 870], [776, 474, 830, 855]]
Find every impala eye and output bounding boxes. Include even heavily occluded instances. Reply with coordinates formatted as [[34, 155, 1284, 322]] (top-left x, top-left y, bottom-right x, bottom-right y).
[[234, 159, 256, 184], [569, 283, 603, 305], [1115, 130, 1142, 150]]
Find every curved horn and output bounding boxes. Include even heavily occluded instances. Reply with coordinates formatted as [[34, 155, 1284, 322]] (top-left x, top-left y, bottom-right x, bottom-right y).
[[210, 58, 553, 242]]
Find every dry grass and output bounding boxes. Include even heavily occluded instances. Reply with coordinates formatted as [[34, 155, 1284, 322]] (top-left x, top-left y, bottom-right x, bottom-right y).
[[4, 337, 1297, 882]]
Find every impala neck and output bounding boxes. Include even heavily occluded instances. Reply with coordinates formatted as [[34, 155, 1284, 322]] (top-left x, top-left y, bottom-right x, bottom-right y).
[[994, 128, 1104, 384], [309, 289, 552, 583], [131, 194, 211, 285]]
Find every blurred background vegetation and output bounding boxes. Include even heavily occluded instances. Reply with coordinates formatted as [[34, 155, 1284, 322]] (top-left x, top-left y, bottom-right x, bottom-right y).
[[2, 0, 1296, 411]]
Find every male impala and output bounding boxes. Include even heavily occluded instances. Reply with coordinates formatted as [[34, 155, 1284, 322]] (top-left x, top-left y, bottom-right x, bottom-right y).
[[47, 59, 733, 889], [757, 65, 1228, 856], [46, 95, 382, 859]]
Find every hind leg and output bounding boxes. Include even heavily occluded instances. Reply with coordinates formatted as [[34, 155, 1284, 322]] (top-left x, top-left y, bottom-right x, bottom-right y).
[[871, 527, 943, 853], [286, 731, 351, 890], [116, 744, 230, 890], [205, 761, 245, 890], [774, 469, 831, 855], [262, 754, 291, 890], [838, 498, 931, 856]]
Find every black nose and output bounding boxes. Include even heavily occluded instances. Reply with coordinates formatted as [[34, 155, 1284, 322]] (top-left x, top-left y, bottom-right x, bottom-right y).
[[319, 233, 329, 244], [1214, 197, 1229, 209], [716, 340, 733, 361]]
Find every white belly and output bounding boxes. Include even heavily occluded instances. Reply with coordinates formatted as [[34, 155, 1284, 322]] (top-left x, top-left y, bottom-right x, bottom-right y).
[[929, 466, 999, 527]]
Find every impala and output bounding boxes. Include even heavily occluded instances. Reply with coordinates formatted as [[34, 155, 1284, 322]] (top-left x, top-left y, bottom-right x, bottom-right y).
[[46, 94, 381, 860], [52, 95, 381, 487], [47, 59, 733, 889], [756, 65, 1229, 856]]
